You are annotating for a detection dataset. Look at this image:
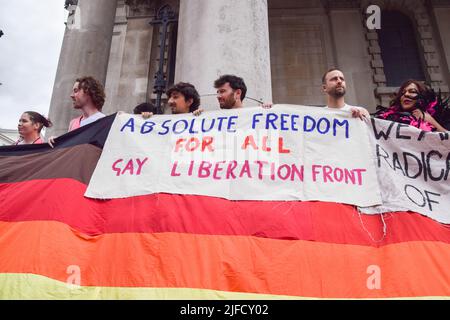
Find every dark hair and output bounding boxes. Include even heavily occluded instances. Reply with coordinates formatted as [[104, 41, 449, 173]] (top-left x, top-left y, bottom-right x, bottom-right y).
[[214, 75, 247, 101], [166, 82, 201, 112], [390, 79, 428, 109], [24, 111, 53, 133], [133, 102, 156, 114], [322, 68, 343, 84], [75, 76, 106, 111]]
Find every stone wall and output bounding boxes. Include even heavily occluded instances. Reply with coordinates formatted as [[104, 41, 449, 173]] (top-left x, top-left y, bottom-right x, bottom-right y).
[[269, 7, 334, 106], [104, 0, 179, 114], [49, 0, 450, 131]]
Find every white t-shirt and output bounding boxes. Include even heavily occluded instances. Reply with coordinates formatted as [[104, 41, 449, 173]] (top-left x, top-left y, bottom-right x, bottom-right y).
[[324, 104, 356, 112], [80, 112, 106, 127]]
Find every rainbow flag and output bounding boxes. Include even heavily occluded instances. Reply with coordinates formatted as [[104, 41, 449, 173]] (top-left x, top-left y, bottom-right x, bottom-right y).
[[1, 115, 449, 299]]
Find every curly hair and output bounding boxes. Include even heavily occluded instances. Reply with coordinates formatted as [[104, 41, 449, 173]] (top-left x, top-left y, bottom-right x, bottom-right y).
[[373, 79, 450, 131], [389, 79, 428, 110], [166, 82, 201, 112], [75, 76, 106, 111]]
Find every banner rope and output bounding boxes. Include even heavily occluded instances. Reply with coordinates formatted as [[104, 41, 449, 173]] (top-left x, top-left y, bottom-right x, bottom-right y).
[[357, 210, 387, 244]]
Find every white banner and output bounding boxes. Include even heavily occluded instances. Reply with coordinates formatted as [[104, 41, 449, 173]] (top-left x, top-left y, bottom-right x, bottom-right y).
[[360, 118, 450, 224], [85, 105, 382, 207]]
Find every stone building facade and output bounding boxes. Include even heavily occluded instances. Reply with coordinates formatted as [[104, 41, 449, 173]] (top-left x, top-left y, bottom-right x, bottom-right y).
[[0, 129, 19, 146], [48, 0, 450, 136]]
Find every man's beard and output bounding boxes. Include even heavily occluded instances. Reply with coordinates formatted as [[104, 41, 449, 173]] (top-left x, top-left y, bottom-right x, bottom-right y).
[[219, 96, 236, 109], [170, 104, 178, 114], [330, 87, 346, 98]]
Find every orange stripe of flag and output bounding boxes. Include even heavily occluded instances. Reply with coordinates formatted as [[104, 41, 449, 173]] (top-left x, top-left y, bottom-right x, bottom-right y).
[[1, 220, 450, 298]]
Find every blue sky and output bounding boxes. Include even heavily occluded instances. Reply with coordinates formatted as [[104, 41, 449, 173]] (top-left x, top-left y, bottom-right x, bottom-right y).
[[0, 0, 66, 129]]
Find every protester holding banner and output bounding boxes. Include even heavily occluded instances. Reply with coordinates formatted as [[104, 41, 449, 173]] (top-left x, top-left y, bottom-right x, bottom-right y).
[[48, 76, 106, 147], [167, 82, 201, 114], [133, 102, 156, 119], [373, 79, 450, 132], [67, 76, 106, 131], [139, 82, 202, 118], [190, 74, 271, 112], [15, 111, 52, 145], [264, 68, 371, 117], [322, 68, 370, 120], [214, 75, 247, 110]]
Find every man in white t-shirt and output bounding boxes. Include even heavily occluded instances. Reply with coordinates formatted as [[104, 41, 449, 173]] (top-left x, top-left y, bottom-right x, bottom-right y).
[[322, 68, 370, 120]]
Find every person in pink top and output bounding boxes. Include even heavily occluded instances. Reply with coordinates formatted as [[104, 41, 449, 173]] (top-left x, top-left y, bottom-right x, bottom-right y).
[[15, 111, 52, 145], [49, 76, 106, 147]]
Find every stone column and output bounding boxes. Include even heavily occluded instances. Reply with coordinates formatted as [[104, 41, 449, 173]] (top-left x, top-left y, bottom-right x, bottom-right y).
[[175, 0, 272, 109], [431, 0, 450, 88], [47, 0, 118, 136], [103, 0, 156, 114]]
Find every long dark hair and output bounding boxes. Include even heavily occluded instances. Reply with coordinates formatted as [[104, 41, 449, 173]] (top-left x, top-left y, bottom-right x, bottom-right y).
[[373, 79, 450, 131], [24, 111, 53, 133], [389, 79, 429, 110], [75, 76, 106, 111]]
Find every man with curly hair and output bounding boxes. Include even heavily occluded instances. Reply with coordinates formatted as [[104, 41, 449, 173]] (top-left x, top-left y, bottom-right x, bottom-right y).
[[68, 76, 106, 131], [48, 76, 106, 147], [139, 82, 202, 119], [166, 82, 201, 114]]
